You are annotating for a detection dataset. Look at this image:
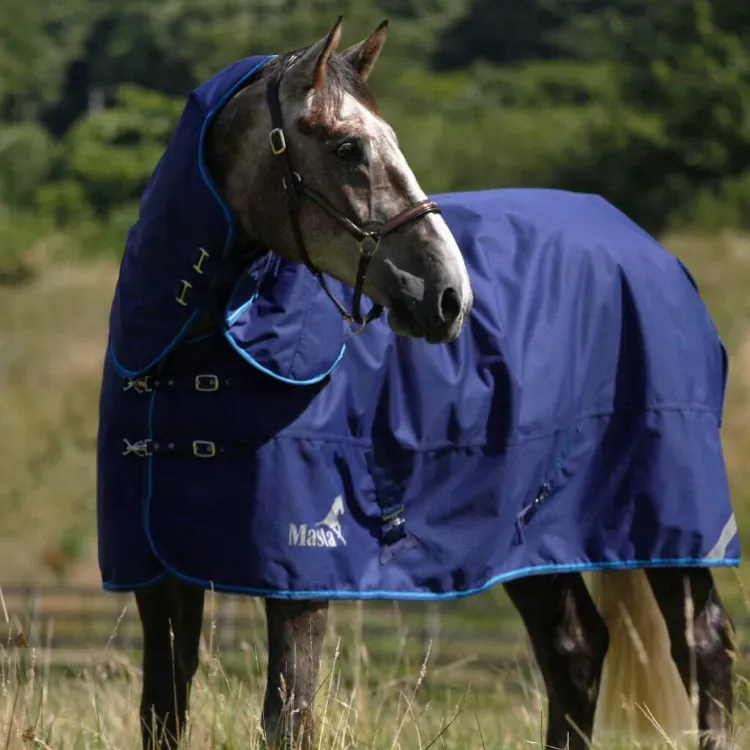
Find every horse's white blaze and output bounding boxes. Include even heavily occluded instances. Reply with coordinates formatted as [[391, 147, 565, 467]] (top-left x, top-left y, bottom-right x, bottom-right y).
[[342, 93, 472, 317]]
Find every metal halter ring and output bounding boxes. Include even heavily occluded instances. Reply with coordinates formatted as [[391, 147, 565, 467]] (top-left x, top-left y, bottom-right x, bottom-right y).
[[358, 234, 380, 258]]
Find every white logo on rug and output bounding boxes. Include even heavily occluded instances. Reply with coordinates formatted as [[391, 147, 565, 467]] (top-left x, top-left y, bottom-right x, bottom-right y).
[[288, 495, 347, 548]]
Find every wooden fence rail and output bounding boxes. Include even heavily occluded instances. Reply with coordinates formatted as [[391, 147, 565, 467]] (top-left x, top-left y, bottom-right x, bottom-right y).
[[3, 583, 750, 683], [0, 584, 541, 690], [1, 583, 523, 652]]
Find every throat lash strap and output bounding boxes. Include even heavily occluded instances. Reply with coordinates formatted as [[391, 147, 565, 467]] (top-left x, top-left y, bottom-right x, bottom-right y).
[[265, 57, 442, 331]]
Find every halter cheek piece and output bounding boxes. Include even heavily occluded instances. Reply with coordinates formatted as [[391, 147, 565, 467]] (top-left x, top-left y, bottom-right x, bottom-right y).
[[265, 57, 442, 331]]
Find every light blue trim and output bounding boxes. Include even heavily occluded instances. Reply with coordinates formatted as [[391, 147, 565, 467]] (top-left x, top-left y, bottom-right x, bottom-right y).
[[145, 501, 745, 601], [102, 555, 742, 597], [197, 55, 276, 261], [223, 320, 346, 386], [165, 557, 740, 601], [226, 291, 260, 326], [137, 394, 740, 599], [225, 250, 275, 325], [102, 570, 169, 592], [222, 251, 347, 385], [130, 374, 740, 600], [184, 330, 220, 345], [109, 54, 275, 379], [110, 319, 200, 378]]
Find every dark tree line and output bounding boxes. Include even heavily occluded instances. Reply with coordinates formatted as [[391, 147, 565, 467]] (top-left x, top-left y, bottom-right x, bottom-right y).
[[1, 0, 749, 242]]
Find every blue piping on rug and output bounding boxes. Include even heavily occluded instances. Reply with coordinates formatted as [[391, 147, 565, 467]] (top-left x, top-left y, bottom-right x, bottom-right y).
[[127, 360, 741, 601], [102, 570, 168, 592], [223, 314, 346, 386], [109, 55, 275, 379], [103, 553, 741, 600]]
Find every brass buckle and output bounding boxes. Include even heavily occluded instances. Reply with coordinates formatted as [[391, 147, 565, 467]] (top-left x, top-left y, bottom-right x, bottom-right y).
[[195, 374, 219, 392], [381, 504, 405, 522], [269, 128, 287, 155], [192, 440, 216, 458], [358, 234, 380, 258]]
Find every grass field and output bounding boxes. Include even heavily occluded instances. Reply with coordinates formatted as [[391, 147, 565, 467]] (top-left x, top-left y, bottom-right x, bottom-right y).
[[1, 225, 750, 747], [3, 601, 750, 749], [3, 590, 750, 750]]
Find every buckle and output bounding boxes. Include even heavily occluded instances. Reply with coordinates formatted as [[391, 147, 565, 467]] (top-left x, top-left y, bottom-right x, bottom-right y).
[[382, 517, 407, 545], [122, 439, 152, 458], [269, 128, 287, 155], [381, 504, 405, 522], [195, 374, 219, 392], [123, 376, 152, 394], [192, 440, 216, 458]]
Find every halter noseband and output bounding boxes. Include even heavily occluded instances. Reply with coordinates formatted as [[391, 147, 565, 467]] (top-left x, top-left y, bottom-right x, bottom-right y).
[[265, 57, 442, 332]]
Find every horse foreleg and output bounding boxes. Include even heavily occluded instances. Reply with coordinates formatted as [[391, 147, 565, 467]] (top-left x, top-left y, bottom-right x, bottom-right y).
[[263, 598, 329, 749], [504, 573, 609, 750], [135, 575, 205, 750], [647, 567, 736, 750]]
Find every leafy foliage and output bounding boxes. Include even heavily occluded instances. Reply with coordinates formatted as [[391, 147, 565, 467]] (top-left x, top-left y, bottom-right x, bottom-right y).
[[1, 0, 750, 241], [61, 85, 185, 217], [555, 0, 750, 230]]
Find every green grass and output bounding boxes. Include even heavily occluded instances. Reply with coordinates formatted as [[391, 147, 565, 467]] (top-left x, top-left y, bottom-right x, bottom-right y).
[[2, 589, 750, 749], [0, 639, 543, 749]]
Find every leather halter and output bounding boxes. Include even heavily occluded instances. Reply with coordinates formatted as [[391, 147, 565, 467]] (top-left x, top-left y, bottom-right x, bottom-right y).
[[265, 57, 442, 331]]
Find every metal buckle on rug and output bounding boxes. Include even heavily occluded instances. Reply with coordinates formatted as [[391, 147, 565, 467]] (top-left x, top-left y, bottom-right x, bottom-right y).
[[192, 440, 216, 458], [195, 374, 219, 392], [122, 439, 152, 458], [378, 502, 418, 563], [380, 504, 407, 545], [122, 376, 153, 394], [381, 504, 404, 522]]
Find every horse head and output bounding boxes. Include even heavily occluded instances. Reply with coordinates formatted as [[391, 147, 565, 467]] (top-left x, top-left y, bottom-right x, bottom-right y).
[[205, 17, 473, 344]]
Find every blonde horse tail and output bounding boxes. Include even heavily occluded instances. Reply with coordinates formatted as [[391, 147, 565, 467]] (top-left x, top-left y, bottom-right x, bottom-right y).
[[590, 568, 697, 744]]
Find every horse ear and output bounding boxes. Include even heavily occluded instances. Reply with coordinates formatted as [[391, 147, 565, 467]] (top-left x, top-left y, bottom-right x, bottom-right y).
[[289, 16, 343, 91], [342, 19, 389, 82]]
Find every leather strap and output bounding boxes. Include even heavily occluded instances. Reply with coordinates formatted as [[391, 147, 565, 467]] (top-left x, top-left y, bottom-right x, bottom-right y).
[[264, 56, 442, 329]]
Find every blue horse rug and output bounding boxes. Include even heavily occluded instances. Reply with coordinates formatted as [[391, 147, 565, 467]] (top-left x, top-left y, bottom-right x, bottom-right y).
[[97, 55, 739, 599]]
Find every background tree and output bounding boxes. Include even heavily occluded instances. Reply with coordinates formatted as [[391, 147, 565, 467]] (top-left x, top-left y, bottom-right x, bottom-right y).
[[2, 0, 750, 237], [554, 0, 750, 230]]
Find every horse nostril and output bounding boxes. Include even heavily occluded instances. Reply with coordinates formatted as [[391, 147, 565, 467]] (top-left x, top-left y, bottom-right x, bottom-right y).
[[439, 287, 462, 325]]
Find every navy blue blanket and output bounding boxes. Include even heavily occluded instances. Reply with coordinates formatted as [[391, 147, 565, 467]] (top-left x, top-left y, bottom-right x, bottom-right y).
[[97, 56, 738, 599]]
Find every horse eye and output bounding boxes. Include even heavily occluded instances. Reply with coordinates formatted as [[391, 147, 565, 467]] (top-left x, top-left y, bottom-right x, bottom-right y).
[[335, 139, 364, 163]]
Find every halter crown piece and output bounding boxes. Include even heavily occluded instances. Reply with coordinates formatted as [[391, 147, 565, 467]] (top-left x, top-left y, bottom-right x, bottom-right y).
[[266, 55, 442, 332]]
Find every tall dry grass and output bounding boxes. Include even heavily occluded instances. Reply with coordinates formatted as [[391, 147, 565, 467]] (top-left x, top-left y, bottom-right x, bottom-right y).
[[1, 584, 749, 749]]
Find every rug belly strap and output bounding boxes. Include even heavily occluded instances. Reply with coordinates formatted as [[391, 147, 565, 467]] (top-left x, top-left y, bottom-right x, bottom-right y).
[[122, 373, 258, 393]]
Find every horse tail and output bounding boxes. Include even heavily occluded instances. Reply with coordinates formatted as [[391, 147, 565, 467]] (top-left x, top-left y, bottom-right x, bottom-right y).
[[590, 569, 697, 743]]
